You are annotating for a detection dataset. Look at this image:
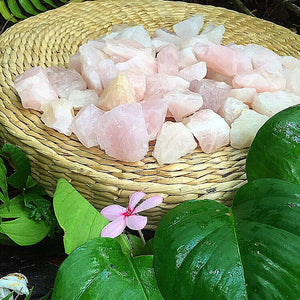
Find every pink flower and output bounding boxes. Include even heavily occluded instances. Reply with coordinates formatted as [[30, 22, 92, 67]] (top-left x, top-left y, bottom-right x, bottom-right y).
[[100, 192, 163, 238]]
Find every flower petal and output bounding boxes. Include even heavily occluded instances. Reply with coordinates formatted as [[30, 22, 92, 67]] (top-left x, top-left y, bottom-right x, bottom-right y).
[[134, 196, 163, 214], [101, 205, 125, 221], [128, 192, 146, 211], [101, 216, 126, 238], [126, 215, 147, 230]]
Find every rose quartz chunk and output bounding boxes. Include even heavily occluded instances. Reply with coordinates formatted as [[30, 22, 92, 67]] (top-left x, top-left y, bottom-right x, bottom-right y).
[[178, 62, 207, 82], [173, 15, 204, 39], [144, 74, 189, 99], [284, 68, 300, 96], [157, 44, 179, 75], [189, 79, 231, 112], [229, 88, 257, 105], [200, 22, 225, 44], [41, 99, 74, 136], [153, 121, 197, 165], [119, 69, 146, 101], [152, 28, 182, 50], [68, 52, 81, 74], [218, 97, 249, 125], [45, 66, 87, 99], [98, 59, 117, 88], [194, 43, 252, 77], [71, 104, 104, 148], [96, 103, 149, 162], [232, 71, 286, 92], [252, 91, 300, 117], [14, 66, 58, 111], [281, 56, 300, 70], [230, 109, 269, 149], [185, 109, 230, 153], [79, 44, 104, 95], [141, 98, 168, 140], [68, 90, 98, 110], [164, 90, 203, 121], [178, 47, 198, 69], [97, 74, 136, 111]]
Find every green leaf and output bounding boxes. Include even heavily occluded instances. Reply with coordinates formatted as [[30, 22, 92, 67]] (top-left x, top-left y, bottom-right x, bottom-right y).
[[24, 287, 34, 300], [0, 0, 18, 21], [1, 143, 31, 190], [1, 291, 14, 300], [0, 195, 50, 245], [52, 238, 163, 299], [53, 178, 109, 254], [0, 157, 9, 206], [246, 105, 300, 184], [6, 0, 27, 18], [19, 0, 39, 15], [153, 178, 300, 299], [30, 0, 47, 11]]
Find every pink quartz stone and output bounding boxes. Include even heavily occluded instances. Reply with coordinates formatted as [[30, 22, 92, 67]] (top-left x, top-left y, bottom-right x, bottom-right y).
[[97, 73, 136, 111], [119, 68, 146, 101], [68, 90, 98, 110], [96, 103, 149, 162], [144, 74, 189, 99], [178, 47, 198, 69], [98, 59, 117, 88], [71, 104, 104, 148], [194, 43, 252, 77], [284, 68, 300, 96], [141, 98, 168, 140], [218, 97, 249, 125], [205, 68, 233, 86], [230, 109, 269, 149], [173, 15, 204, 39], [199, 22, 225, 44], [68, 52, 81, 74], [229, 88, 257, 105], [157, 44, 179, 75], [232, 70, 286, 92], [45, 66, 87, 99], [178, 61, 207, 83], [281, 56, 300, 70], [14, 66, 58, 111], [189, 79, 231, 112], [153, 121, 197, 165], [185, 109, 230, 153], [41, 99, 74, 136], [152, 28, 182, 51], [252, 91, 300, 117], [164, 90, 203, 121]]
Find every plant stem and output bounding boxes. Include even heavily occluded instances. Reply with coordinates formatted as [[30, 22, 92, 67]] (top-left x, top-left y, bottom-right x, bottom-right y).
[[138, 230, 146, 246], [233, 0, 255, 17]]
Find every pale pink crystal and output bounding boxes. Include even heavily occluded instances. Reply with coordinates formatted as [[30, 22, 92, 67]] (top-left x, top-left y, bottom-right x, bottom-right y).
[[118, 68, 146, 101], [97, 73, 136, 111], [232, 70, 286, 92], [281, 56, 300, 70], [284, 68, 300, 96], [205, 68, 233, 86], [152, 28, 182, 51], [153, 121, 197, 165], [189, 79, 231, 112], [14, 66, 58, 111], [157, 44, 179, 75], [229, 88, 257, 105], [178, 61, 207, 83], [199, 22, 225, 44], [164, 90, 203, 121], [71, 104, 104, 148], [141, 98, 168, 140], [96, 103, 149, 162], [173, 15, 204, 39], [230, 109, 269, 149], [218, 97, 249, 125], [68, 90, 98, 110], [45, 66, 87, 99], [144, 74, 189, 99], [98, 59, 117, 88], [41, 99, 74, 136], [68, 52, 81, 74], [252, 91, 300, 117], [178, 47, 198, 69], [194, 43, 252, 77], [185, 109, 230, 153]]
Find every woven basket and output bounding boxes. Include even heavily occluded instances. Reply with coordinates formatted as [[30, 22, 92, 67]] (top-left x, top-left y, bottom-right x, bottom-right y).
[[0, 0, 299, 228]]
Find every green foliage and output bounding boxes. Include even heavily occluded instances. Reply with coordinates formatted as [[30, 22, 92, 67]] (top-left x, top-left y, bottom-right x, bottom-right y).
[[246, 105, 300, 184], [52, 238, 163, 300], [0, 143, 58, 245]]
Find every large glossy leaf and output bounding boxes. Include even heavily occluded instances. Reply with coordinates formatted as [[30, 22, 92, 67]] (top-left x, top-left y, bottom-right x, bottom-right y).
[[52, 238, 163, 300], [246, 105, 300, 184], [153, 178, 300, 299], [0, 195, 50, 245]]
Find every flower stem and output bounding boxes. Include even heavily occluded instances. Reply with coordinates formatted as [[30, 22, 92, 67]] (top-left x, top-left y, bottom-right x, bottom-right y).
[[138, 230, 146, 246]]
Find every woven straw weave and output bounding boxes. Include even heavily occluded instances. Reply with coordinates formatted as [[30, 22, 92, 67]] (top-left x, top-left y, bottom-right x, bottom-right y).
[[0, 0, 299, 228]]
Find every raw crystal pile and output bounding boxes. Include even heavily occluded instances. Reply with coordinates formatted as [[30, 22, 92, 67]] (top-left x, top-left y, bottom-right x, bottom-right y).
[[14, 15, 300, 164]]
